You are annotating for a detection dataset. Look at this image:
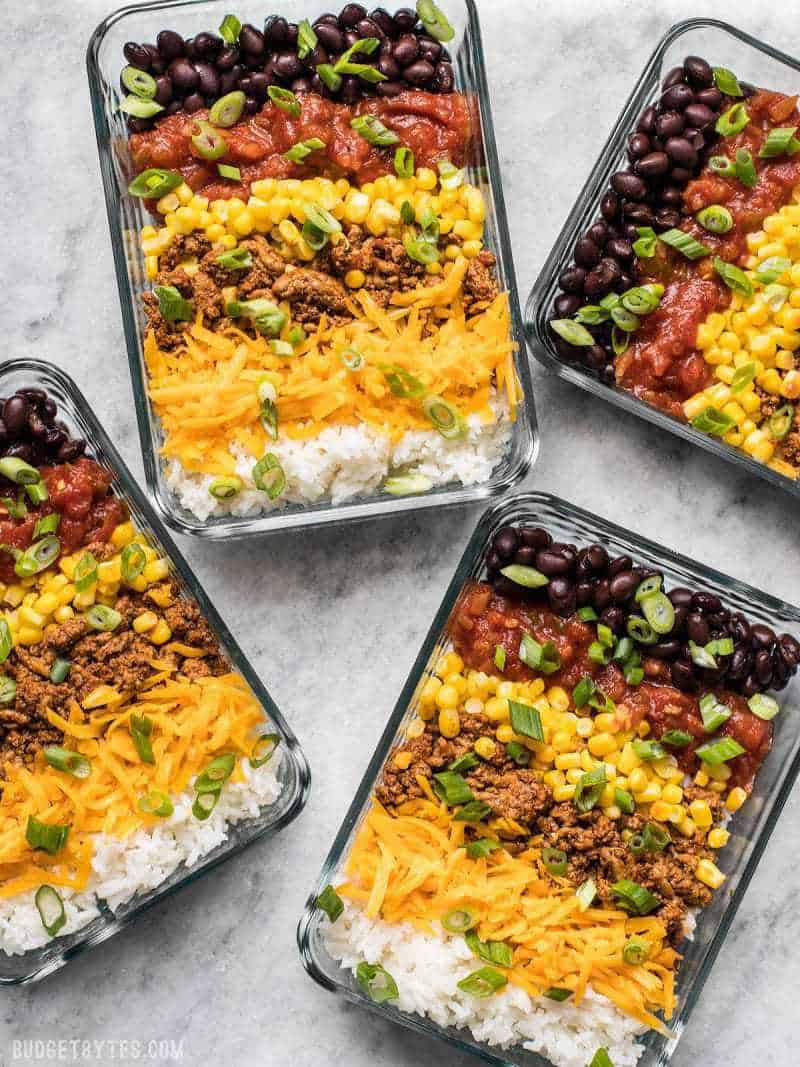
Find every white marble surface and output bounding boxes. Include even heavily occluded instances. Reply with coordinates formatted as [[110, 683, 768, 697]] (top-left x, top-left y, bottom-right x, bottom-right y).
[[3, 0, 800, 1064]]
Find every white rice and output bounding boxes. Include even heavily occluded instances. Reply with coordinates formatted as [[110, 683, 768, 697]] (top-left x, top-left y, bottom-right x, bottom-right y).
[[324, 905, 649, 1067], [164, 398, 512, 521], [0, 755, 282, 956]]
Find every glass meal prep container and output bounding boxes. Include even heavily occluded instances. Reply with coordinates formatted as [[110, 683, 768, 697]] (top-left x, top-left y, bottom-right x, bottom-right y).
[[0, 358, 310, 985], [86, 0, 537, 540], [526, 18, 800, 499], [298, 489, 800, 1067]]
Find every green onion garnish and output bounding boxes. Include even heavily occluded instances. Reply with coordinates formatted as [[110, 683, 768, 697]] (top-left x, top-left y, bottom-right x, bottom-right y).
[[74, 551, 98, 592], [610, 305, 639, 333], [550, 319, 595, 347], [634, 575, 661, 601], [499, 564, 548, 589], [209, 91, 245, 128], [119, 95, 163, 119], [769, 403, 795, 440], [267, 85, 301, 118], [640, 591, 675, 635], [218, 163, 241, 181], [26, 815, 69, 855], [334, 38, 385, 83], [578, 606, 598, 622], [659, 228, 710, 261], [716, 102, 750, 136], [383, 474, 433, 496], [14, 536, 60, 578], [695, 737, 746, 766], [494, 645, 506, 671], [417, 0, 455, 42], [356, 962, 399, 1003], [465, 930, 513, 968], [710, 154, 737, 178], [0, 457, 41, 485], [632, 226, 658, 258], [121, 542, 146, 583], [250, 733, 280, 767], [1, 493, 27, 519], [316, 64, 343, 92], [611, 879, 660, 915], [33, 512, 60, 540], [422, 395, 467, 440], [0, 619, 11, 664], [35, 884, 67, 936], [192, 791, 219, 820], [252, 454, 285, 501], [508, 700, 544, 742], [43, 746, 91, 780], [137, 791, 174, 818], [735, 148, 758, 187], [642, 822, 670, 853], [747, 693, 780, 721], [589, 1051, 614, 1067], [154, 285, 193, 322], [465, 837, 502, 859], [699, 693, 732, 733], [208, 476, 243, 501], [759, 126, 800, 158], [283, 138, 326, 164], [756, 256, 791, 284], [195, 753, 236, 793], [597, 623, 614, 648], [457, 966, 508, 997], [626, 615, 657, 644], [542, 847, 568, 877], [631, 739, 666, 762], [350, 115, 399, 146], [404, 233, 440, 265], [713, 256, 753, 298], [191, 120, 228, 160], [432, 771, 473, 806], [588, 640, 613, 665], [730, 361, 757, 394], [400, 199, 415, 224], [218, 14, 242, 44], [449, 752, 478, 773], [622, 937, 651, 966], [543, 987, 572, 1001], [575, 877, 597, 911], [379, 362, 425, 398], [394, 147, 415, 179], [453, 800, 492, 823], [574, 766, 607, 813], [661, 729, 693, 748], [441, 909, 475, 934], [620, 284, 663, 316], [572, 675, 596, 708], [506, 741, 530, 766], [713, 66, 742, 97], [690, 405, 736, 437], [296, 18, 318, 59], [128, 168, 182, 199], [519, 634, 560, 674], [84, 604, 122, 632], [696, 204, 734, 234], [130, 714, 155, 764], [689, 641, 717, 670], [0, 675, 16, 704], [764, 283, 790, 312], [614, 787, 635, 815], [317, 885, 344, 922]]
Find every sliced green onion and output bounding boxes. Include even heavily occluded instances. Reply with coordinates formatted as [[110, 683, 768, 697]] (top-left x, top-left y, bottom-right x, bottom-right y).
[[191, 120, 228, 161], [192, 791, 219, 820], [493, 645, 506, 671], [519, 634, 561, 675], [84, 604, 122, 632], [499, 564, 548, 589], [356, 962, 399, 1003], [612, 326, 630, 357], [379, 363, 425, 398], [317, 884, 344, 922], [620, 284, 663, 316], [350, 114, 399, 146], [43, 746, 91, 779], [661, 729, 693, 747], [453, 800, 492, 822], [543, 987, 572, 1002], [416, 0, 455, 42], [130, 713, 155, 764], [209, 476, 243, 500], [259, 398, 278, 442], [250, 732, 280, 767], [438, 160, 464, 190], [700, 693, 732, 732], [228, 299, 287, 337], [576, 877, 597, 911], [588, 689, 616, 716], [610, 305, 639, 333], [448, 752, 478, 774], [691, 405, 736, 437], [574, 766, 607, 813], [0, 675, 15, 703], [572, 676, 596, 709], [49, 657, 72, 682], [383, 473, 433, 496], [218, 14, 242, 44], [196, 753, 236, 790], [283, 137, 326, 164], [628, 832, 646, 857], [251, 454, 285, 501], [589, 1051, 614, 1067], [695, 736, 746, 765], [0, 457, 41, 485], [764, 283, 790, 312], [26, 815, 69, 855], [735, 148, 758, 187], [713, 67, 742, 97], [463, 934, 512, 968], [26, 481, 49, 506], [624, 661, 644, 685], [0, 493, 27, 519], [542, 847, 568, 877], [338, 347, 364, 372], [640, 592, 675, 635], [0, 619, 11, 663], [642, 822, 670, 852], [505, 741, 530, 767], [465, 837, 502, 859], [128, 168, 183, 199], [122, 66, 157, 100], [626, 615, 657, 644], [33, 512, 60, 539], [15, 536, 60, 578], [333, 38, 385, 82], [688, 640, 716, 670], [35, 884, 66, 936], [748, 693, 780, 721], [615, 787, 635, 815], [713, 256, 753, 298], [422, 395, 467, 440], [769, 403, 794, 440], [296, 18, 318, 59], [154, 284, 193, 322], [574, 305, 610, 326], [550, 318, 595, 346], [716, 103, 750, 136], [632, 226, 658, 258], [578, 606, 598, 622], [316, 64, 343, 92], [457, 966, 507, 998], [137, 791, 174, 818], [612, 637, 635, 663], [394, 147, 415, 179], [404, 234, 440, 265], [441, 908, 475, 933], [432, 770, 473, 806], [612, 879, 660, 915], [730, 361, 757, 394], [597, 623, 614, 648], [631, 739, 666, 762], [706, 637, 733, 658], [696, 205, 734, 234], [267, 85, 301, 118], [623, 937, 650, 965], [217, 163, 241, 181], [508, 700, 544, 741], [74, 551, 98, 592], [588, 640, 613, 665], [659, 228, 710, 261], [120, 95, 163, 118], [759, 126, 800, 158], [209, 91, 245, 128], [709, 155, 737, 177], [121, 542, 146, 582], [756, 256, 791, 284], [287, 325, 306, 347]]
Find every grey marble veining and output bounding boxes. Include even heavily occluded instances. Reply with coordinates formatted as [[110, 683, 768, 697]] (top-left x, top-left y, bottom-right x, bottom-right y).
[[2, 1, 800, 1064]]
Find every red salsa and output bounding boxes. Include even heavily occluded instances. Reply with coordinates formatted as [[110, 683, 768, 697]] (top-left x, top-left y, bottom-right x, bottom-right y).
[[449, 581, 772, 789]]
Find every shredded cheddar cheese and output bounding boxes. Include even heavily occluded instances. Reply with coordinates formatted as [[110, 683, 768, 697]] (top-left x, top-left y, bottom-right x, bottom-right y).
[[339, 802, 679, 1031]]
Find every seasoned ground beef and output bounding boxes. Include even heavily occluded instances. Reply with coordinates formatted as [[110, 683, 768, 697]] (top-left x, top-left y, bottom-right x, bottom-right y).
[[271, 267, 350, 325], [463, 251, 500, 311], [327, 226, 426, 306]]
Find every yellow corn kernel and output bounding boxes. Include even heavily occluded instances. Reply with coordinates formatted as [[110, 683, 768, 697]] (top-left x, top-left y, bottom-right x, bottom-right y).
[[725, 786, 747, 812], [110, 522, 134, 547], [661, 783, 683, 805], [445, 671, 468, 696], [707, 762, 732, 782], [652, 755, 678, 779], [343, 269, 366, 290], [637, 782, 662, 804], [637, 720, 651, 738], [593, 713, 616, 734], [440, 651, 463, 675], [565, 767, 584, 784], [464, 697, 484, 716], [696, 858, 726, 889], [416, 167, 437, 190], [33, 592, 59, 617], [438, 708, 461, 739], [708, 827, 731, 849], [588, 732, 617, 758], [552, 783, 576, 802], [18, 605, 44, 629], [148, 619, 172, 646], [551, 730, 573, 753], [580, 749, 596, 773], [649, 800, 673, 822], [536, 744, 557, 766], [421, 675, 442, 703], [142, 558, 169, 584], [758, 366, 783, 393], [576, 718, 594, 738], [3, 584, 25, 608], [676, 815, 697, 838], [133, 611, 159, 634], [688, 799, 713, 828], [17, 626, 43, 646], [555, 752, 581, 771], [618, 743, 642, 776], [495, 723, 515, 744], [543, 769, 565, 791], [394, 751, 413, 770], [694, 770, 710, 788], [97, 558, 122, 584], [53, 605, 74, 622], [485, 696, 509, 722], [496, 680, 515, 698], [406, 719, 425, 739], [475, 737, 496, 760], [599, 783, 617, 808], [782, 369, 800, 398], [545, 686, 569, 712], [435, 684, 459, 710]]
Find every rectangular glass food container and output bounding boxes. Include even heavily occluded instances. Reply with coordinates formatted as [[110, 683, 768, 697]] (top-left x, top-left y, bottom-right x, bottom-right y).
[[526, 18, 800, 499], [298, 489, 800, 1067], [87, 0, 538, 539], [0, 358, 310, 985]]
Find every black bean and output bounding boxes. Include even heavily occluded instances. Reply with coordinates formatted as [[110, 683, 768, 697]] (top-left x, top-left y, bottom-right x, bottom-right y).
[[274, 51, 304, 80], [741, 673, 760, 698], [193, 61, 220, 97], [193, 32, 223, 58], [394, 8, 418, 31], [637, 105, 657, 134], [337, 75, 360, 101], [2, 397, 28, 435], [3, 442, 33, 463], [165, 101, 182, 116], [124, 42, 153, 70], [627, 132, 651, 159], [183, 93, 204, 112], [576, 580, 594, 606], [485, 550, 502, 573], [684, 55, 714, 88], [655, 110, 685, 139], [691, 591, 721, 614], [780, 634, 800, 666], [549, 578, 576, 616], [342, 29, 359, 48], [669, 167, 690, 186], [149, 54, 166, 76], [662, 65, 685, 90], [683, 128, 706, 151], [249, 72, 270, 101], [583, 263, 616, 298], [370, 8, 397, 36], [554, 294, 582, 318], [610, 171, 647, 200], [671, 659, 697, 690], [377, 54, 400, 80], [600, 191, 620, 222], [375, 79, 404, 97], [393, 32, 420, 65], [417, 35, 442, 62], [583, 544, 607, 571], [520, 527, 552, 549], [302, 44, 331, 71], [654, 208, 682, 231], [754, 649, 773, 684], [157, 29, 184, 59], [650, 639, 682, 659], [686, 612, 710, 644], [264, 16, 290, 43], [727, 648, 749, 680], [683, 102, 715, 130], [696, 87, 723, 110], [219, 69, 241, 94], [168, 57, 199, 92], [587, 221, 609, 246], [665, 136, 698, 168], [659, 186, 684, 207], [593, 579, 612, 611], [574, 237, 601, 268], [493, 527, 519, 559], [513, 546, 538, 566], [184, 37, 198, 60], [600, 606, 626, 635], [635, 151, 670, 178], [535, 549, 572, 577], [290, 76, 313, 93], [315, 22, 345, 52], [403, 59, 435, 85], [492, 576, 520, 599], [340, 3, 368, 26], [585, 345, 609, 370], [750, 623, 776, 648], [609, 570, 638, 602], [152, 75, 172, 106], [432, 61, 456, 90], [356, 16, 383, 36], [216, 45, 240, 70], [661, 83, 694, 110], [606, 555, 633, 578]]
